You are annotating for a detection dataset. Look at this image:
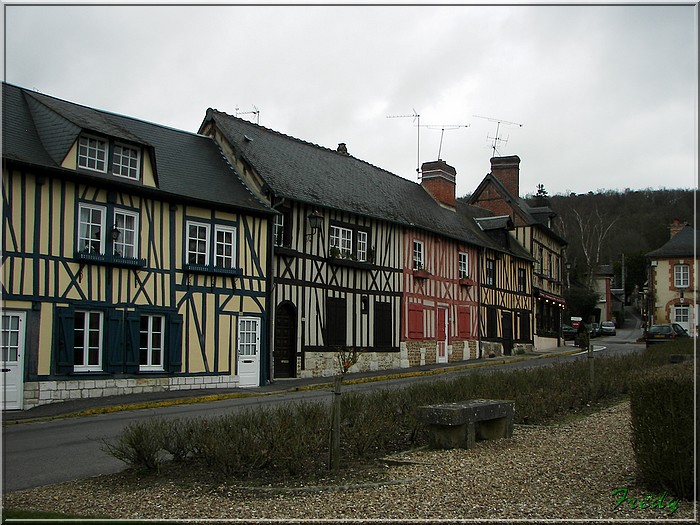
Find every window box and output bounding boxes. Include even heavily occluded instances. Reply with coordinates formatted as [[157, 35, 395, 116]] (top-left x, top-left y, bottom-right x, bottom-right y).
[[183, 264, 241, 276], [75, 252, 147, 268], [326, 256, 375, 270], [413, 268, 430, 279], [459, 277, 476, 287]]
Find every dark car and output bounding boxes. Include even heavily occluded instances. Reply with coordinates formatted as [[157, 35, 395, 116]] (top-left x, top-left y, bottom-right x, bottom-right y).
[[600, 321, 616, 336], [561, 324, 577, 341], [645, 323, 690, 347]]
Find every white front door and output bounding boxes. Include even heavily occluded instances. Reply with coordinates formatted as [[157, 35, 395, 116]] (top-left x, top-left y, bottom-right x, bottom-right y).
[[237, 317, 260, 388], [1, 312, 26, 410], [674, 305, 691, 333]]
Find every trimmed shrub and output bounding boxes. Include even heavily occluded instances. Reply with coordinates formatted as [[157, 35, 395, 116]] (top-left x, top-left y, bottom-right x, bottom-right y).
[[630, 361, 694, 500], [102, 419, 168, 471]]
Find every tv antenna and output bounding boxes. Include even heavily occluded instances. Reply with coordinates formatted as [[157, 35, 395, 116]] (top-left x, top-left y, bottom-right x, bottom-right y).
[[419, 123, 470, 161], [473, 115, 523, 156], [386, 108, 421, 177], [235, 105, 260, 125]]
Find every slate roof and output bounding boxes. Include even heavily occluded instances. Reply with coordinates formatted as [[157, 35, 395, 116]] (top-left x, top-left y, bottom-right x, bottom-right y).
[[2, 83, 270, 214], [468, 173, 567, 246], [203, 109, 526, 254], [647, 225, 697, 259]]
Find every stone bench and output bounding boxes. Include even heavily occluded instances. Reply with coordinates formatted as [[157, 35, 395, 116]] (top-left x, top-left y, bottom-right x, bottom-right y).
[[415, 399, 514, 449]]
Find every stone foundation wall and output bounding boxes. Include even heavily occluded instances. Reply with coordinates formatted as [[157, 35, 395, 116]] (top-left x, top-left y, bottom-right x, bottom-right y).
[[299, 351, 403, 378], [23, 374, 240, 410]]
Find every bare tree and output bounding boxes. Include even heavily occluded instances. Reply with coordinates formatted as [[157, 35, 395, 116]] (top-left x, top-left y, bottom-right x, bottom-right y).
[[572, 205, 618, 288]]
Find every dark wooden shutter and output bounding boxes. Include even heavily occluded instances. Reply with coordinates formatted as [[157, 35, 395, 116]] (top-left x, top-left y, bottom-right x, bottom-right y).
[[408, 303, 424, 339], [124, 311, 141, 374], [326, 297, 346, 347], [458, 307, 471, 339], [373, 301, 392, 349], [487, 307, 498, 339], [55, 307, 74, 374], [167, 314, 183, 373], [106, 310, 125, 373]]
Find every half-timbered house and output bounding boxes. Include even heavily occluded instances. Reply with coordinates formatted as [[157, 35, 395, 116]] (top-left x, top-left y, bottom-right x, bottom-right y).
[[469, 156, 567, 350], [1, 83, 272, 410]]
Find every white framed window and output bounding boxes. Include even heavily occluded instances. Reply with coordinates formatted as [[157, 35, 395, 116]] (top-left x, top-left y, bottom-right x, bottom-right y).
[[78, 135, 108, 172], [357, 231, 368, 262], [273, 213, 285, 247], [214, 225, 237, 268], [74, 311, 103, 371], [140, 315, 165, 371], [186, 221, 210, 265], [486, 258, 496, 286], [674, 305, 690, 324], [238, 317, 260, 356], [413, 240, 424, 270], [112, 143, 140, 180], [674, 264, 689, 288], [459, 252, 469, 278], [330, 225, 353, 256], [113, 210, 139, 258], [78, 203, 106, 254]]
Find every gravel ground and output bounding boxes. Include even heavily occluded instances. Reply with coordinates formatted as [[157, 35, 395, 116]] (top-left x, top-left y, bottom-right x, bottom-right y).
[[4, 400, 696, 522]]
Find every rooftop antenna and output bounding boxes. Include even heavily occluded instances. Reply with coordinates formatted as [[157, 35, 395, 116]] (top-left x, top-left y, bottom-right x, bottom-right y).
[[235, 105, 260, 125], [387, 108, 421, 178], [473, 115, 523, 157], [419, 123, 470, 161]]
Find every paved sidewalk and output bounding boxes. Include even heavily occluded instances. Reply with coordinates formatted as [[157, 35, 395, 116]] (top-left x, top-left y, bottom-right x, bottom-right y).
[[2, 344, 581, 423]]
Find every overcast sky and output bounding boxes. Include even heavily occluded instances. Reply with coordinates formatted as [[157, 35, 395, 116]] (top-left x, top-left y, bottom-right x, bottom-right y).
[[3, 3, 697, 197]]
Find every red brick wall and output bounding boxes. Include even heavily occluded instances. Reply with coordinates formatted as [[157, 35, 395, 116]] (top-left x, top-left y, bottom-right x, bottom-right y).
[[422, 178, 456, 207]]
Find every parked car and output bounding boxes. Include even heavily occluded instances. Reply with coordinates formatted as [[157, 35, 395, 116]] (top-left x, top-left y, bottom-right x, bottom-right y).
[[600, 321, 616, 336], [590, 323, 601, 338], [645, 323, 690, 347], [562, 324, 577, 341]]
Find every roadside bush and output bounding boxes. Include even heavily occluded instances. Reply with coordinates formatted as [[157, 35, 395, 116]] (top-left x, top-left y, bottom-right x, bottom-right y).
[[102, 419, 168, 472], [630, 361, 694, 500]]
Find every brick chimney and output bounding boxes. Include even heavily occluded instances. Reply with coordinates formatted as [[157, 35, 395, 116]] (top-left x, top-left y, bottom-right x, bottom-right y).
[[421, 159, 456, 209], [670, 218, 688, 238], [490, 155, 521, 198]]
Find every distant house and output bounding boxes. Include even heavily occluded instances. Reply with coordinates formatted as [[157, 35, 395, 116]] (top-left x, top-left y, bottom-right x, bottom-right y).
[[592, 264, 614, 322], [1, 83, 272, 410], [468, 156, 567, 350], [646, 219, 698, 335]]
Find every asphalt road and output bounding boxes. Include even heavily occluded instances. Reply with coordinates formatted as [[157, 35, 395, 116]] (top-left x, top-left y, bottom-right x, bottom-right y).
[[2, 337, 644, 493]]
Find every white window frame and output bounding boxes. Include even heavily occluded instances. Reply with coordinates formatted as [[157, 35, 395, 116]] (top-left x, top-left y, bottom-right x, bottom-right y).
[[74, 310, 103, 372], [112, 142, 141, 181], [357, 231, 368, 262], [77, 134, 108, 173], [273, 213, 285, 247], [77, 203, 106, 255], [330, 225, 353, 256], [139, 315, 165, 371], [186, 221, 210, 266], [674, 305, 690, 323], [113, 209, 139, 258], [459, 252, 469, 279], [214, 225, 237, 269], [238, 317, 260, 356], [413, 240, 424, 270], [674, 264, 689, 288]]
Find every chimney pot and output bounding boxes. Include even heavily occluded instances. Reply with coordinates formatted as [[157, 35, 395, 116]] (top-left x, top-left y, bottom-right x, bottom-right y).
[[337, 143, 348, 155]]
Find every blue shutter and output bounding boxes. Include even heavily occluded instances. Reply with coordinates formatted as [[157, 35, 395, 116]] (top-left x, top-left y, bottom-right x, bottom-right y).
[[167, 314, 183, 373], [55, 307, 74, 374], [106, 310, 125, 373], [124, 311, 141, 374]]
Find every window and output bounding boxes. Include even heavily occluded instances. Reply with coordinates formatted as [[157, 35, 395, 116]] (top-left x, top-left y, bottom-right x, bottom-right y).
[[547, 253, 553, 278], [186, 222, 210, 265], [413, 240, 424, 270], [357, 231, 368, 262], [674, 264, 689, 288], [78, 135, 108, 172], [214, 225, 236, 268], [674, 305, 689, 324], [238, 318, 260, 356], [486, 258, 496, 286], [78, 203, 105, 254], [74, 311, 103, 371], [330, 225, 353, 256], [459, 252, 469, 279], [140, 315, 164, 371], [113, 210, 138, 257], [518, 268, 527, 293], [273, 213, 285, 247], [112, 143, 140, 180]]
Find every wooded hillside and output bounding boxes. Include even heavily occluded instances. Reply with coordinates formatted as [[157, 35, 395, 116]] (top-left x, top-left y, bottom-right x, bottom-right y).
[[530, 188, 696, 296]]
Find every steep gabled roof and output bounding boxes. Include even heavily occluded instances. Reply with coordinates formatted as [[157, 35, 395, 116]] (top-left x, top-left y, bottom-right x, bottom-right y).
[[203, 109, 519, 252], [468, 172, 567, 246], [647, 225, 697, 259], [2, 82, 270, 214]]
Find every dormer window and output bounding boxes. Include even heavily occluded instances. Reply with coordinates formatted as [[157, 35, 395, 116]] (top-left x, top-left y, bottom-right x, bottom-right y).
[[77, 134, 141, 181]]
